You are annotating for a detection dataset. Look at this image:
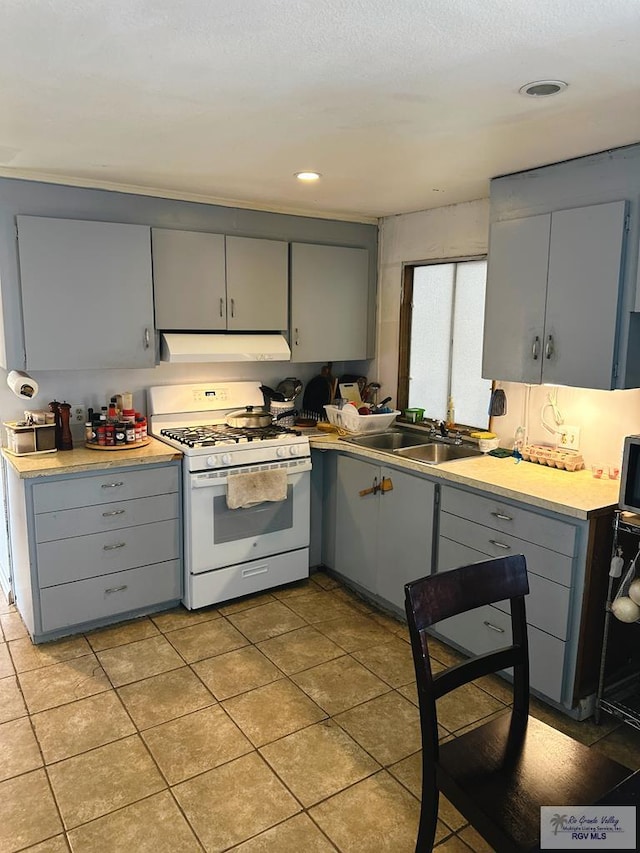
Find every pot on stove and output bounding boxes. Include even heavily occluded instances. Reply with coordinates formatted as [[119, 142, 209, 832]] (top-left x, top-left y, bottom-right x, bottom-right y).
[[226, 405, 297, 429]]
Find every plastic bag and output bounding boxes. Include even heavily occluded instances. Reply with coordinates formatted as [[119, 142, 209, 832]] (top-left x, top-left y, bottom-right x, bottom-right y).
[[611, 549, 640, 623]]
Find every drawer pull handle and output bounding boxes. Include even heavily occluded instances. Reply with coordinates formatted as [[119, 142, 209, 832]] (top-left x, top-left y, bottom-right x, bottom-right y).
[[102, 509, 126, 517], [101, 482, 124, 489], [491, 511, 513, 521], [103, 542, 126, 551], [242, 565, 269, 578], [483, 620, 505, 634], [489, 539, 511, 550], [105, 585, 128, 594]]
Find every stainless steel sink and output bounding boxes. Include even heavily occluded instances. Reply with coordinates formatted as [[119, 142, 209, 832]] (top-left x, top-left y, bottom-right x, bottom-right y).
[[339, 429, 484, 464], [339, 430, 434, 451], [394, 442, 484, 464]]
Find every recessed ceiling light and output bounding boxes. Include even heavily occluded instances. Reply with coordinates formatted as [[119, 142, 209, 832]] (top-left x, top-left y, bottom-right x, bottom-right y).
[[519, 80, 568, 97], [295, 171, 321, 182]]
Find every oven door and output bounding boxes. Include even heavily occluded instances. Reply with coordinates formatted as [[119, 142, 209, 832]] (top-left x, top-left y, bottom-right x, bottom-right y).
[[186, 458, 311, 574]]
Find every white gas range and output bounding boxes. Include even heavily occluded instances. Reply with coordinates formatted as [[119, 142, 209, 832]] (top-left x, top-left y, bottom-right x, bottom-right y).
[[148, 381, 311, 609]]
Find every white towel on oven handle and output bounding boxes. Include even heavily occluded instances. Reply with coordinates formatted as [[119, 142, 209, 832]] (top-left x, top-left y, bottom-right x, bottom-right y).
[[226, 468, 288, 509]]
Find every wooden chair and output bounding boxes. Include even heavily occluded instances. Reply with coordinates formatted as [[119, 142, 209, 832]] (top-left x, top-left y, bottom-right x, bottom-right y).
[[404, 554, 633, 853]]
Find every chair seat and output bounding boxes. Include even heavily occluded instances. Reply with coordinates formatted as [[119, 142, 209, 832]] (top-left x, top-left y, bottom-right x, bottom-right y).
[[438, 712, 631, 852]]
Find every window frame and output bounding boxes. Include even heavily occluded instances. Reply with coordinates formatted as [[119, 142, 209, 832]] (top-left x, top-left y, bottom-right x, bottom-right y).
[[397, 254, 488, 427]]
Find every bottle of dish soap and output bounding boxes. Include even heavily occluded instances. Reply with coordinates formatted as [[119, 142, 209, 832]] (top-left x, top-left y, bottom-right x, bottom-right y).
[[446, 396, 455, 429]]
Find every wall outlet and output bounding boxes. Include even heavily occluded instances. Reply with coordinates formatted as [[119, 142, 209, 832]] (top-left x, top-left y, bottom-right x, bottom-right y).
[[558, 425, 580, 451], [71, 404, 86, 424]]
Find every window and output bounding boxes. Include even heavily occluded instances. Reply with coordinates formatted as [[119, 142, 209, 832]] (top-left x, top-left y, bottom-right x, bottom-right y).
[[397, 258, 491, 429]]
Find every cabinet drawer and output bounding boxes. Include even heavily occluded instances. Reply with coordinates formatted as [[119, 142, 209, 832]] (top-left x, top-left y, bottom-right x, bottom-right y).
[[440, 486, 576, 557], [439, 512, 574, 587], [432, 603, 565, 703], [35, 493, 179, 543], [37, 519, 180, 587], [39, 560, 181, 633], [33, 466, 179, 513], [438, 536, 571, 640]]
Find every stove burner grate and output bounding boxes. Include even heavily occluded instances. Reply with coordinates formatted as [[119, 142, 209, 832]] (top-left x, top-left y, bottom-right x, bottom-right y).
[[160, 423, 301, 448]]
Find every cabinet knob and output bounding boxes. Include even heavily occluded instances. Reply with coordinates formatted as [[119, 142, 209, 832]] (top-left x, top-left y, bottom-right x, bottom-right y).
[[483, 620, 505, 634], [144, 328, 151, 349], [101, 481, 124, 489], [102, 509, 126, 517], [489, 539, 511, 550], [294, 328, 299, 346], [230, 298, 235, 318], [103, 542, 126, 551], [105, 585, 128, 594], [219, 298, 224, 318]]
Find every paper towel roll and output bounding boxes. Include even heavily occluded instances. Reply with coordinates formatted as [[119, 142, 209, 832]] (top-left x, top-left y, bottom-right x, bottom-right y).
[[7, 370, 39, 400]]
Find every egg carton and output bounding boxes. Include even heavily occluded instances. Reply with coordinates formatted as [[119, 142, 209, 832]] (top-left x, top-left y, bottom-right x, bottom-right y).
[[521, 444, 584, 472]]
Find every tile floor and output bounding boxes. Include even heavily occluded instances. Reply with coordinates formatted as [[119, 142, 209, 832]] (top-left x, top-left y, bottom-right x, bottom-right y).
[[1, 571, 640, 853]]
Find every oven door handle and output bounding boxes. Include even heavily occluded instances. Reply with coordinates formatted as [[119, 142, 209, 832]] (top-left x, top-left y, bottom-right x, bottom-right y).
[[191, 462, 311, 488]]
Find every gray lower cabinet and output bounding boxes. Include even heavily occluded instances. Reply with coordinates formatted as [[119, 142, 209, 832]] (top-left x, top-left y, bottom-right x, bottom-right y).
[[290, 242, 372, 362], [16, 216, 155, 370], [7, 461, 182, 642], [333, 455, 435, 611], [435, 484, 596, 711], [152, 228, 288, 331]]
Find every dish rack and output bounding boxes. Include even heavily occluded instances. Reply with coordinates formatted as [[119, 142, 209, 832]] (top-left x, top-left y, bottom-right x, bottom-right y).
[[324, 405, 399, 435], [521, 444, 584, 471]]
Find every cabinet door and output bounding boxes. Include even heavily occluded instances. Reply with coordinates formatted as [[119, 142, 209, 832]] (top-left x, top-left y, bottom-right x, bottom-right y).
[[482, 214, 550, 383], [291, 243, 370, 362], [17, 217, 155, 369], [334, 455, 379, 593], [376, 468, 435, 610], [225, 236, 288, 331], [543, 201, 627, 390], [152, 229, 226, 330]]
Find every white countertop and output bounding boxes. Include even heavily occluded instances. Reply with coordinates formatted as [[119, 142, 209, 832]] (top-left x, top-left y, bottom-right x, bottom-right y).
[[309, 433, 619, 520]]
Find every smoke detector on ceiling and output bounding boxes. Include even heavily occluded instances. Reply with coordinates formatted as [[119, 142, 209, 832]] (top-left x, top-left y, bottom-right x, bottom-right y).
[[519, 80, 568, 97]]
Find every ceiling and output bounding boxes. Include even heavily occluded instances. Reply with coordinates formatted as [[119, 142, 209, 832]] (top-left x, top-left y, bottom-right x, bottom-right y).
[[2, 0, 640, 222]]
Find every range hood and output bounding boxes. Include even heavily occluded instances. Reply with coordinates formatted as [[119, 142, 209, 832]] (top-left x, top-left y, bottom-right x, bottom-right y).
[[160, 333, 291, 363]]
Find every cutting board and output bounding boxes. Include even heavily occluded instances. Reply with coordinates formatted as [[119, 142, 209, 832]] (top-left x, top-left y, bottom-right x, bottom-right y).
[[338, 382, 362, 404]]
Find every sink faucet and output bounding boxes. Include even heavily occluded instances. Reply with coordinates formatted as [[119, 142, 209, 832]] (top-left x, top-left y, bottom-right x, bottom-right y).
[[428, 420, 463, 445]]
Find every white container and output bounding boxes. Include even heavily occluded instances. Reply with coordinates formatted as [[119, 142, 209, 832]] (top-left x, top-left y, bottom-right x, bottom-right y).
[[4, 422, 57, 455], [324, 404, 399, 434], [478, 437, 500, 453]]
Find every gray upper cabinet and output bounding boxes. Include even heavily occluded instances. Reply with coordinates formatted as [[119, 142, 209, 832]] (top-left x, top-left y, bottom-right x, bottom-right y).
[[225, 236, 288, 330], [290, 242, 370, 362], [152, 229, 288, 331], [152, 230, 226, 330], [483, 200, 628, 389], [17, 216, 155, 370]]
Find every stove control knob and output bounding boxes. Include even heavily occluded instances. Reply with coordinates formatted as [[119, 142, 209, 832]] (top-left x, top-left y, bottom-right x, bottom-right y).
[[276, 446, 287, 458], [221, 453, 232, 466], [289, 445, 300, 457], [206, 455, 218, 468]]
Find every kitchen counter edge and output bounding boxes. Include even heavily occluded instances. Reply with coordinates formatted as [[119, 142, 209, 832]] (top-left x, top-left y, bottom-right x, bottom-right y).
[[309, 434, 618, 520], [2, 437, 182, 478]]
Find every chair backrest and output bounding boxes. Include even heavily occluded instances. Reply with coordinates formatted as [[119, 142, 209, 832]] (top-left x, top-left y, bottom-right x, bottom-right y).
[[404, 554, 530, 760]]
